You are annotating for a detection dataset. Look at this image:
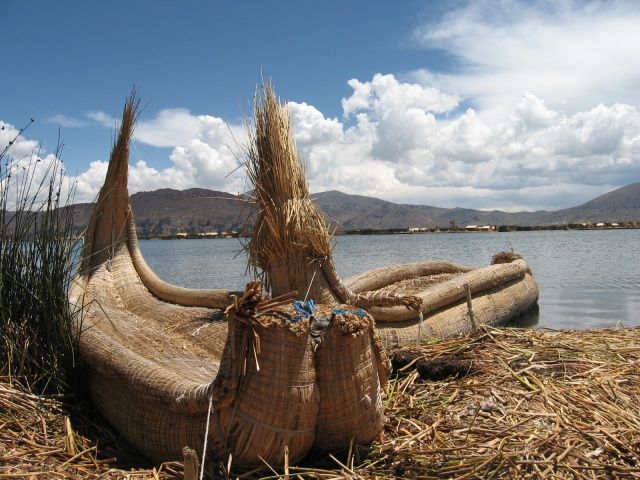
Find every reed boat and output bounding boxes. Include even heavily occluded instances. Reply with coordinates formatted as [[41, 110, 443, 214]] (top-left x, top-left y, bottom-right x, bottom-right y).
[[71, 88, 538, 468], [70, 95, 390, 468]]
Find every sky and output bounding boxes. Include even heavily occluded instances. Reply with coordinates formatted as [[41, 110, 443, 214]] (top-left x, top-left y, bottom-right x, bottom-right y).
[[2, 0, 640, 212]]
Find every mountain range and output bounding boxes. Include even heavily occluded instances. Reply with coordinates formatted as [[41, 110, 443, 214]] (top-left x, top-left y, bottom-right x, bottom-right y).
[[70, 182, 640, 236]]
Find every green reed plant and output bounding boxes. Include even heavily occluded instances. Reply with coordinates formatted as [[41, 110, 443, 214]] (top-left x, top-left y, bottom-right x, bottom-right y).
[[0, 121, 80, 393]]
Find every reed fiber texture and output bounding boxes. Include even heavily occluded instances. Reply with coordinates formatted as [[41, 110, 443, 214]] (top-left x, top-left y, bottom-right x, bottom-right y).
[[314, 306, 390, 450], [245, 81, 334, 300]]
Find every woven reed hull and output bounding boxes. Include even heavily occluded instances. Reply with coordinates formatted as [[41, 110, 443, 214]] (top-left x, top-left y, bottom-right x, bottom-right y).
[[374, 271, 539, 349], [76, 254, 388, 466], [82, 310, 319, 466], [215, 319, 319, 467], [74, 248, 221, 463], [87, 372, 208, 462], [314, 321, 388, 450]]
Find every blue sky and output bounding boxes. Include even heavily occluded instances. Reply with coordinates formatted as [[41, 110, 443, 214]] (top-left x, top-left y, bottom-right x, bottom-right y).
[[3, 1, 441, 169], [3, 0, 640, 211]]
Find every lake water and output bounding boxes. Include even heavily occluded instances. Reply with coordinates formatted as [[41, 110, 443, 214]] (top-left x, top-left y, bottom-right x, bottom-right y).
[[139, 229, 640, 330]]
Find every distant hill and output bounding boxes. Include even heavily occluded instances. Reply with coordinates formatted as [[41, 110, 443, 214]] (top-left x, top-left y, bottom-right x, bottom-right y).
[[71, 188, 252, 237], [314, 183, 640, 229], [71, 182, 640, 236], [579, 182, 640, 210]]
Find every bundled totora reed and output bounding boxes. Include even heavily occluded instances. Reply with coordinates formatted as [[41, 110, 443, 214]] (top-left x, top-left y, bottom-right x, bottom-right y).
[[245, 81, 333, 300]]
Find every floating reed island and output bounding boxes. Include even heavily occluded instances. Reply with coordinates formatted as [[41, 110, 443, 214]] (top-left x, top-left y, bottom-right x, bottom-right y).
[[2, 326, 639, 478]]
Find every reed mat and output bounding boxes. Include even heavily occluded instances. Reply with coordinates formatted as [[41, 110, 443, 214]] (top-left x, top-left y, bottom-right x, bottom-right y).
[[1, 326, 639, 479]]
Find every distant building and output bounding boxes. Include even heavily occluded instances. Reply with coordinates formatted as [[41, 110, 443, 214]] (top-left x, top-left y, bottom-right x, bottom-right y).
[[176, 232, 188, 237], [596, 222, 605, 228], [466, 225, 478, 231], [198, 232, 219, 237]]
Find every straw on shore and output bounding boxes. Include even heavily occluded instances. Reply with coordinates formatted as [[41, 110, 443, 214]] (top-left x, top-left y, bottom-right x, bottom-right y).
[[0, 377, 183, 479], [2, 326, 639, 478], [355, 325, 640, 479]]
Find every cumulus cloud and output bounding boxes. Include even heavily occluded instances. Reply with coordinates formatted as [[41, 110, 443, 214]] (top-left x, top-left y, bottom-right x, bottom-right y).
[[57, 0, 640, 212], [1, 121, 40, 162], [14, 72, 639, 211], [0, 121, 75, 209], [135, 108, 202, 147], [58, 107, 246, 202], [76, 116, 244, 202], [285, 73, 640, 211], [9, 0, 640, 217], [1, 112, 245, 205]]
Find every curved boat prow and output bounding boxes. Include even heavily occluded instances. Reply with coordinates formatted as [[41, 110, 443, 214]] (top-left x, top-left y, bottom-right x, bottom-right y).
[[78, 93, 137, 276], [74, 92, 235, 309]]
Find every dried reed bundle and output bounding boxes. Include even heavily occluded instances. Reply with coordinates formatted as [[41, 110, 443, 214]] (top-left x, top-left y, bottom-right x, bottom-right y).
[[334, 326, 640, 479], [244, 82, 424, 313], [314, 310, 390, 450], [245, 81, 332, 297], [79, 90, 139, 275]]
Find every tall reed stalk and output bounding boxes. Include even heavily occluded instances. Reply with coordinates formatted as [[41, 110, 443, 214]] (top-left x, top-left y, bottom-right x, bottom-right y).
[[0, 122, 79, 393]]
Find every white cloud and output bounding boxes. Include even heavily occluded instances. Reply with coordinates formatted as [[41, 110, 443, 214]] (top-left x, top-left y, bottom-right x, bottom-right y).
[[45, 114, 87, 128], [72, 117, 244, 203], [286, 73, 640, 210], [1, 113, 244, 205], [135, 108, 202, 147], [1, 121, 40, 161], [411, 0, 640, 116], [1, 121, 75, 210], [54, 108, 247, 202], [86, 111, 117, 128], [62, 71, 640, 210], [7, 9, 640, 217]]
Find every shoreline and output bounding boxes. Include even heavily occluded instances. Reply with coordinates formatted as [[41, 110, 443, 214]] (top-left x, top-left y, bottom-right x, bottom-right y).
[[137, 224, 640, 240]]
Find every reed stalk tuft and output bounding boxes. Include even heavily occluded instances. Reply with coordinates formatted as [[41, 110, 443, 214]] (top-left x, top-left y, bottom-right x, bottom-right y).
[[0, 123, 80, 393]]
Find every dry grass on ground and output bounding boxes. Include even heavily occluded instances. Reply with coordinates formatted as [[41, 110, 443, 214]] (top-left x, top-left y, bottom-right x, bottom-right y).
[[356, 326, 640, 479], [1, 326, 639, 479], [0, 377, 181, 479]]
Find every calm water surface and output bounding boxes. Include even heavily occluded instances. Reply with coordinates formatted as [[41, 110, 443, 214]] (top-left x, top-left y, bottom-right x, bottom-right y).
[[139, 230, 640, 330]]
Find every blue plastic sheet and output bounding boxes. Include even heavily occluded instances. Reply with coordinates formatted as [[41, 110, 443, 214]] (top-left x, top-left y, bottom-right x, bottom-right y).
[[291, 299, 316, 322]]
